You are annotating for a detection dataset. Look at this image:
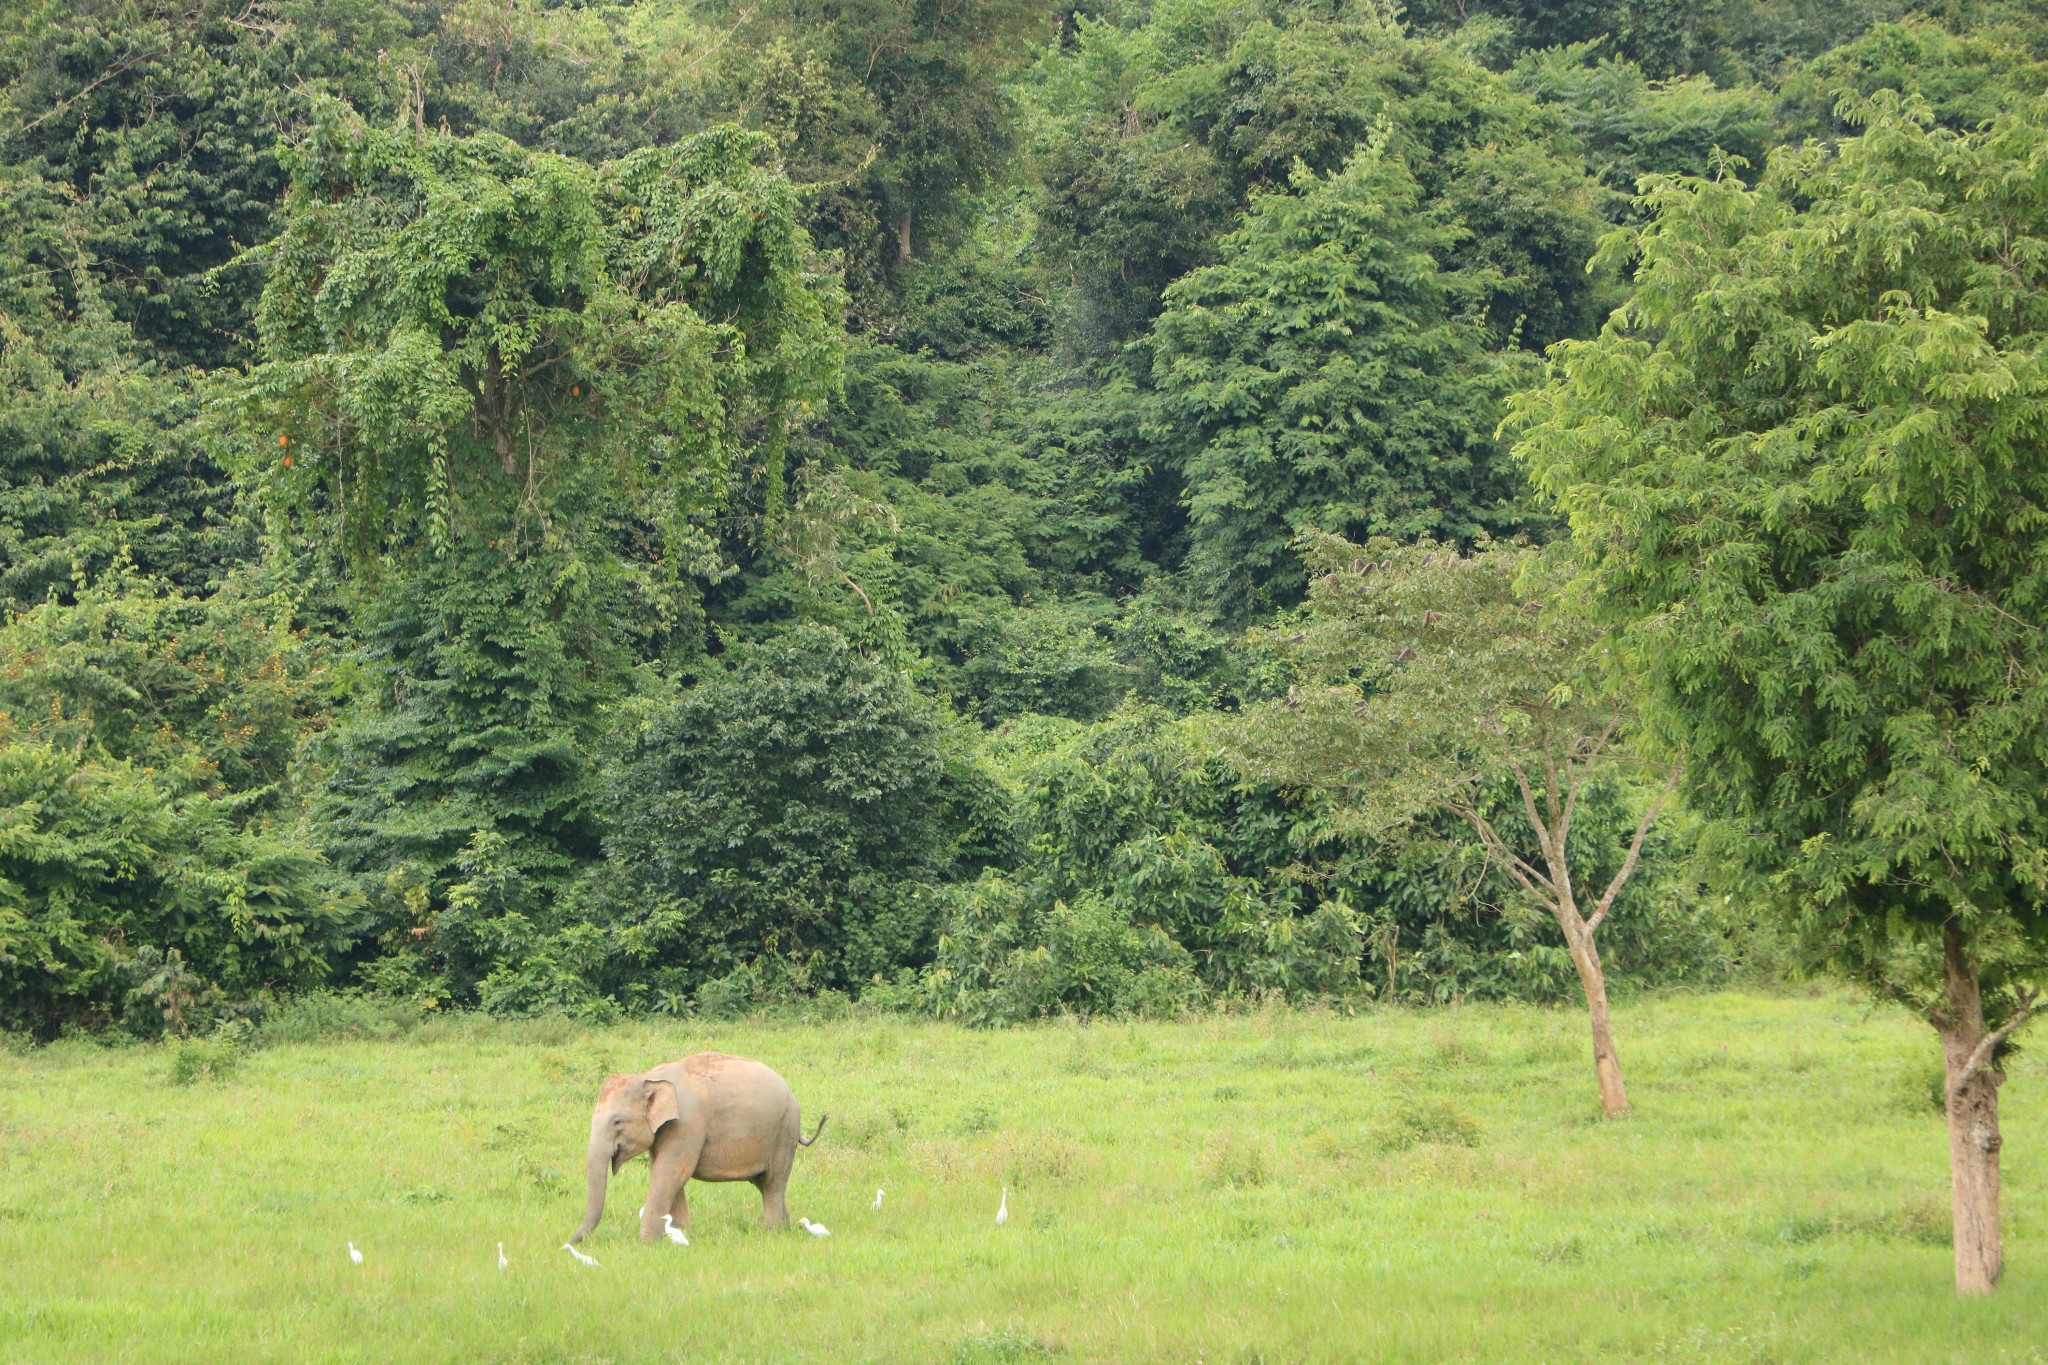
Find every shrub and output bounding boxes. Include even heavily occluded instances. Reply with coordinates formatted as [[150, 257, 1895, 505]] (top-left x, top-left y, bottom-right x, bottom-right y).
[[165, 1020, 250, 1086], [599, 625, 1001, 993], [0, 731, 343, 1038], [253, 992, 430, 1046], [0, 574, 345, 1038], [1377, 1097, 1482, 1151], [921, 877, 1203, 1025]]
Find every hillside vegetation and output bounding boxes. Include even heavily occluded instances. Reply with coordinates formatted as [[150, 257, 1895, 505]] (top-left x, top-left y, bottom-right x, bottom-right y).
[[5, 0, 2048, 1302]]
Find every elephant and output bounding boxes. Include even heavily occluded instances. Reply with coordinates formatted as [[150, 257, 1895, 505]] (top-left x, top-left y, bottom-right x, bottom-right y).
[[570, 1051, 826, 1243]]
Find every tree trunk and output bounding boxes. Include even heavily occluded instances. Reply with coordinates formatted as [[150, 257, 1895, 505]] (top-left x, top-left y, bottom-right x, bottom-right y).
[[897, 211, 914, 265], [1561, 918, 1628, 1116], [1938, 923, 2004, 1295]]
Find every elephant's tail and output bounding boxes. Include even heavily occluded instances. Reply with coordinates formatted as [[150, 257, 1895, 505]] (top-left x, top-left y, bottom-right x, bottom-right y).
[[798, 1113, 828, 1147]]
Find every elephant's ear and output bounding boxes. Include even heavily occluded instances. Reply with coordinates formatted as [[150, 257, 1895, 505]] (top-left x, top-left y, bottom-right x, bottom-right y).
[[642, 1078, 680, 1133]]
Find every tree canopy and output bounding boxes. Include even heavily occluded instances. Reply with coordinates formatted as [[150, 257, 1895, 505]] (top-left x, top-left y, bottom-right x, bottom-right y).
[[1512, 93, 2048, 1292]]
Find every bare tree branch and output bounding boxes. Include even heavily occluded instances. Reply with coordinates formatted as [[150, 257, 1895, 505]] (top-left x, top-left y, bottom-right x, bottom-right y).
[[1444, 800, 1554, 906], [1540, 750, 1565, 836], [841, 570, 875, 616], [1952, 986, 2040, 1092], [1557, 719, 1617, 852], [1587, 765, 1683, 934], [1507, 758, 1559, 873]]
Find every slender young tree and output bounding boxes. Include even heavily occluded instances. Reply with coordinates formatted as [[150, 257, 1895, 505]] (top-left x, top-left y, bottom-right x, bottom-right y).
[[1512, 96, 2048, 1294], [1233, 534, 1678, 1115]]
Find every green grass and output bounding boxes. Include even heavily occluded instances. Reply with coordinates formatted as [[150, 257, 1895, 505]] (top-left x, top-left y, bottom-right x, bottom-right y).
[[1, 991, 2043, 1363]]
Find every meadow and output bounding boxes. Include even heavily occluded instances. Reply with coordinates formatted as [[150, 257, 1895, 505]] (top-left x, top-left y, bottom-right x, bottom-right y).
[[1, 991, 2043, 1364]]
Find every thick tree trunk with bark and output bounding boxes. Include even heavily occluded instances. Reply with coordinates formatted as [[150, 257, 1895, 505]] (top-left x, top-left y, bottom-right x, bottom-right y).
[[1560, 916, 1628, 1116], [1937, 924, 2005, 1295], [897, 212, 914, 265]]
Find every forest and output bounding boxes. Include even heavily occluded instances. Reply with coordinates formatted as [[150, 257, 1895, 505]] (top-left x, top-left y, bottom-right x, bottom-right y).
[[4, 0, 2048, 1302]]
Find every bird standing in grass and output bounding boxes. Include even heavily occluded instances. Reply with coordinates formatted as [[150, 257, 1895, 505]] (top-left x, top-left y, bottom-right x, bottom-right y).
[[799, 1218, 831, 1237], [563, 1243, 601, 1267], [872, 1189, 884, 1211], [662, 1215, 689, 1246], [348, 1243, 363, 1265], [995, 1189, 1008, 1226], [497, 1243, 509, 1271]]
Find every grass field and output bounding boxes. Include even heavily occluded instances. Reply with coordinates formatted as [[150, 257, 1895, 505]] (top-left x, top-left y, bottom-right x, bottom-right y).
[[1, 991, 2043, 1364]]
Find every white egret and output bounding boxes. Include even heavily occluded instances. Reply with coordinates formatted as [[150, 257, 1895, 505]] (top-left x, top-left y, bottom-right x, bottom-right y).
[[563, 1243, 601, 1267], [995, 1188, 1008, 1226], [497, 1243, 509, 1271], [662, 1215, 690, 1247], [347, 1242, 363, 1265], [799, 1218, 831, 1238], [871, 1189, 884, 1211]]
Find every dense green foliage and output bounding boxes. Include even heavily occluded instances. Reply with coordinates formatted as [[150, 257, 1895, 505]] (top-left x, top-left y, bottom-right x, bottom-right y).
[[599, 624, 997, 998], [4, 0, 2044, 1039], [0, 576, 342, 1033], [1512, 93, 2048, 1020], [1152, 144, 1534, 619]]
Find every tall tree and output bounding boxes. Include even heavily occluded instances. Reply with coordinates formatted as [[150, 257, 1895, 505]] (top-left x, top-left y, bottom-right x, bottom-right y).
[[716, 0, 1050, 301], [1512, 96, 2048, 1293], [239, 106, 841, 1001], [242, 104, 840, 564], [1152, 135, 1533, 623], [1232, 535, 1678, 1114]]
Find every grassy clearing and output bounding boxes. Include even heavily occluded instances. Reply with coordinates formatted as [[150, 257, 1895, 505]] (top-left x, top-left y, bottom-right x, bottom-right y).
[[0, 991, 2043, 1364]]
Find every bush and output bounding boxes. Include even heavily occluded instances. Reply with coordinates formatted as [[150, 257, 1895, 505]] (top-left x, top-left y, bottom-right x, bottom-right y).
[[921, 878, 1205, 1024], [598, 625, 1001, 994], [0, 573, 334, 808], [253, 992, 431, 1046], [165, 1020, 251, 1085], [901, 707, 1384, 1023], [1377, 1096, 1483, 1152], [0, 574, 346, 1038], [0, 731, 343, 1038]]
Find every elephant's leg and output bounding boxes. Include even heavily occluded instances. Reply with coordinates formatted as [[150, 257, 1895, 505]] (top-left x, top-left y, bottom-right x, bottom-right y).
[[757, 1152, 794, 1229], [643, 1130, 704, 1243], [665, 1180, 692, 1231]]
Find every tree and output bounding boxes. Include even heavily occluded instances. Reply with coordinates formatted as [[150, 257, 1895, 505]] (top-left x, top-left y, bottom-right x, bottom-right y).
[[1511, 96, 2048, 1293], [1031, 2, 1607, 358], [1504, 41, 1774, 203], [0, 222, 241, 613], [598, 624, 995, 994], [239, 107, 842, 1000], [241, 104, 841, 563], [1152, 136, 1533, 622], [716, 0, 1050, 301], [1231, 534, 1678, 1113], [0, 573, 343, 1036], [0, 0, 417, 370]]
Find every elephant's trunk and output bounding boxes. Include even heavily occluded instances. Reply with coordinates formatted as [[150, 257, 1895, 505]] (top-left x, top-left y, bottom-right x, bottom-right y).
[[571, 1143, 610, 1244]]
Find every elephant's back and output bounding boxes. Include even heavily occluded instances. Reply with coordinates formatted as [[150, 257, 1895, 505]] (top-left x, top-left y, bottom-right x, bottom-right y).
[[683, 1052, 800, 1181], [680, 1050, 792, 1096]]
